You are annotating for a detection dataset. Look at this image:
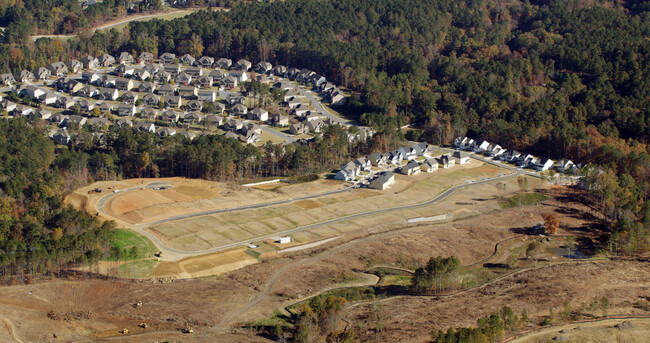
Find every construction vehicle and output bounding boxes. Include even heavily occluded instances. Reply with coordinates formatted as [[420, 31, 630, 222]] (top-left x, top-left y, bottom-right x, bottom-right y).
[[181, 323, 193, 334], [156, 251, 163, 257], [139, 323, 148, 329], [133, 301, 142, 308], [120, 328, 129, 334]]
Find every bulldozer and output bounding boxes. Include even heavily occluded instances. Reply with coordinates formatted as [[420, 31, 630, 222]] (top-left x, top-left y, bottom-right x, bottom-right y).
[[138, 323, 148, 329], [181, 323, 193, 334], [119, 328, 129, 334]]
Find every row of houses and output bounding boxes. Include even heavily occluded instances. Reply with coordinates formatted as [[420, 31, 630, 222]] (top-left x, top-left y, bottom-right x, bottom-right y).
[[453, 137, 578, 173], [334, 142, 471, 189], [50, 119, 198, 145]]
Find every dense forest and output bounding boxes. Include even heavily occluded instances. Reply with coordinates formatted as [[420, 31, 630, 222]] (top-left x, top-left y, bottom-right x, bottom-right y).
[[0, 119, 114, 281]]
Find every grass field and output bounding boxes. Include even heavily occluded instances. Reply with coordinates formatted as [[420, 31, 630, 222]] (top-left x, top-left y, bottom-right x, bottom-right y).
[[108, 228, 158, 260], [96, 10, 195, 32], [115, 260, 157, 278]]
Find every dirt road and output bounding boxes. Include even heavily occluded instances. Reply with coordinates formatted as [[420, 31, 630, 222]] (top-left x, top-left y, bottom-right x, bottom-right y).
[[0, 313, 23, 343]]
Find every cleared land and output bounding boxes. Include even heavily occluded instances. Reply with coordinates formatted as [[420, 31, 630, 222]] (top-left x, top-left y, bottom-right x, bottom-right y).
[[2, 186, 647, 342], [148, 162, 507, 251], [510, 318, 650, 343]]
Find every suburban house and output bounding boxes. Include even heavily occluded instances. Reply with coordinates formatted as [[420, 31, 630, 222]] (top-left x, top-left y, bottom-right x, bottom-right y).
[[226, 94, 245, 105], [21, 86, 45, 98], [330, 92, 346, 106], [89, 117, 110, 129], [230, 70, 248, 82], [223, 119, 244, 131], [369, 171, 395, 190], [254, 61, 272, 74], [421, 158, 439, 173], [453, 151, 470, 165], [116, 118, 133, 128], [182, 112, 203, 125], [139, 81, 156, 93], [132, 69, 150, 81], [97, 54, 116, 67], [180, 54, 196, 65], [116, 64, 135, 77], [48, 62, 68, 76], [163, 64, 181, 75], [65, 59, 82, 73], [154, 71, 171, 83], [142, 93, 160, 106], [49, 112, 67, 126], [161, 110, 180, 122], [35, 67, 51, 80], [400, 160, 421, 175], [52, 129, 71, 145], [178, 86, 198, 98], [241, 131, 261, 144], [117, 104, 136, 116], [157, 84, 176, 96], [473, 140, 490, 153], [159, 52, 176, 64], [186, 100, 203, 112], [248, 108, 269, 121], [557, 159, 576, 173], [164, 95, 182, 108], [353, 157, 372, 171], [140, 107, 158, 119], [436, 155, 455, 168], [185, 66, 202, 77], [516, 154, 537, 168], [99, 88, 119, 101], [39, 92, 58, 105], [118, 52, 134, 64], [13, 105, 33, 116], [82, 71, 101, 84], [77, 99, 95, 113], [290, 122, 307, 135], [180, 131, 196, 141], [1, 73, 16, 86], [305, 119, 325, 133], [210, 69, 226, 81], [534, 158, 555, 172], [31, 108, 51, 120], [97, 102, 113, 114], [15, 70, 35, 83], [216, 58, 232, 69], [122, 91, 138, 104], [65, 115, 87, 127], [81, 55, 99, 69], [335, 162, 361, 181], [270, 113, 289, 126], [115, 78, 135, 91], [369, 152, 388, 166], [223, 76, 238, 88], [198, 56, 214, 68], [101, 75, 116, 88], [135, 122, 156, 133], [235, 59, 252, 70], [195, 75, 213, 88], [242, 123, 262, 136], [501, 149, 521, 163], [388, 150, 403, 165], [197, 90, 217, 103], [272, 65, 287, 76], [175, 72, 193, 85], [56, 96, 75, 109], [231, 103, 248, 116], [139, 52, 154, 63], [205, 115, 223, 127]]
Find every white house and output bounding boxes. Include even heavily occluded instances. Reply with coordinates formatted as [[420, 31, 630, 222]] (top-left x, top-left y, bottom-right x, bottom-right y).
[[534, 158, 555, 172], [335, 162, 360, 181], [400, 161, 421, 175], [369, 171, 395, 190], [453, 150, 470, 164], [276, 237, 291, 244]]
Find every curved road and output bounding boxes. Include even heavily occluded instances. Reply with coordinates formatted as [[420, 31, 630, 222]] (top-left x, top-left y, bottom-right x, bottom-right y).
[[96, 161, 521, 260]]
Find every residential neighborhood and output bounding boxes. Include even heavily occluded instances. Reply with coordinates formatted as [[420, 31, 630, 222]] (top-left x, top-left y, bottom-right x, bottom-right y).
[[0, 52, 361, 148]]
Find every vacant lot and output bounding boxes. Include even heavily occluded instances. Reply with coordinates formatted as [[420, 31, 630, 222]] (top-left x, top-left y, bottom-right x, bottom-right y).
[[149, 162, 509, 251], [152, 248, 258, 279]]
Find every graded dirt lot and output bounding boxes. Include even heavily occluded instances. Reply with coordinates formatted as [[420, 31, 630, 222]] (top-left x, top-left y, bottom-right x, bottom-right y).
[[67, 177, 346, 225], [148, 162, 507, 251], [2, 187, 648, 342]]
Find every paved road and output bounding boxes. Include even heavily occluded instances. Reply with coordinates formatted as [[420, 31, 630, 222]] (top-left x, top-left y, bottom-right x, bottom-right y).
[[96, 158, 520, 260], [260, 125, 296, 143]]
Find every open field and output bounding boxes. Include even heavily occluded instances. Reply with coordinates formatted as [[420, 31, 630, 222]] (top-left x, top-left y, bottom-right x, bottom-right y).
[[107, 228, 158, 260], [152, 248, 258, 279]]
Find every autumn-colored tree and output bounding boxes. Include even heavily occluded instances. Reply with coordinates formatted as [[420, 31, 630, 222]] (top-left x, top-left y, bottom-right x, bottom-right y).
[[542, 212, 559, 235]]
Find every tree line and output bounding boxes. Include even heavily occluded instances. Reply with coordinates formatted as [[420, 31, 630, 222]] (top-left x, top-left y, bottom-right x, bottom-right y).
[[0, 119, 115, 282]]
